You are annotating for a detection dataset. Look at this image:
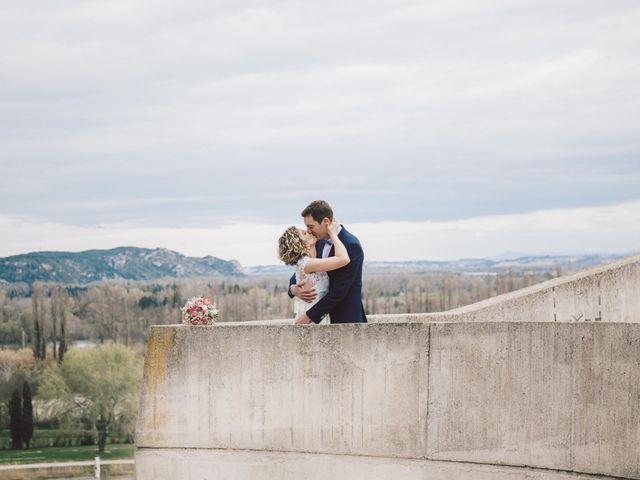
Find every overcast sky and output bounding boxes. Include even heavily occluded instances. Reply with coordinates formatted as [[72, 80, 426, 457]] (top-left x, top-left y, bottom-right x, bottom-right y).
[[1, 0, 639, 265]]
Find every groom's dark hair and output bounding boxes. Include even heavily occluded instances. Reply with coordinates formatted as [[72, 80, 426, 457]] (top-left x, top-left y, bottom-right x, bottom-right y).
[[301, 200, 333, 223]]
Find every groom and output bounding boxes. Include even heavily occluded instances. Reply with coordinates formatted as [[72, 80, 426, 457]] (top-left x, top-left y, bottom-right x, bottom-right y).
[[289, 200, 367, 324]]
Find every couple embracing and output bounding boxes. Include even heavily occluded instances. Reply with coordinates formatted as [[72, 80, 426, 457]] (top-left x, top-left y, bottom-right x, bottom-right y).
[[278, 200, 367, 325]]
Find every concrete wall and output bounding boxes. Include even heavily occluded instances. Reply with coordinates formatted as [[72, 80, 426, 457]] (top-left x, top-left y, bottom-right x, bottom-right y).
[[136, 323, 430, 458], [135, 255, 640, 479], [367, 253, 640, 324], [427, 322, 640, 478], [136, 321, 640, 479]]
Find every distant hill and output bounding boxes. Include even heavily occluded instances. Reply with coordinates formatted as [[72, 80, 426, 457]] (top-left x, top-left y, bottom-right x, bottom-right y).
[[0, 247, 244, 284], [361, 254, 628, 273], [0, 248, 628, 285], [246, 253, 628, 276]]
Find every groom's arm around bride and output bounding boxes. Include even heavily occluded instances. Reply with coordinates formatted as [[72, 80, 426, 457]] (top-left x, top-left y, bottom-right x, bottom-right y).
[[293, 200, 367, 325], [300, 225, 367, 324]]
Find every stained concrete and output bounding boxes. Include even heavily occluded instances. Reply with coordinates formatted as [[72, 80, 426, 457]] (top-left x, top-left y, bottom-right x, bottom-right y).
[[427, 322, 640, 479], [135, 321, 640, 479], [135, 254, 640, 479], [136, 323, 430, 458]]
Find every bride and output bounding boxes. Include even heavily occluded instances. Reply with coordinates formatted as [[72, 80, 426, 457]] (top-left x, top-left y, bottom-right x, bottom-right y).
[[278, 220, 349, 324]]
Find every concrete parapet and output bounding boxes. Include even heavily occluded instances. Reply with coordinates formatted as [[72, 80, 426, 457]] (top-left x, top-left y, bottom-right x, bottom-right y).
[[427, 322, 640, 478], [136, 322, 430, 458], [136, 321, 640, 479], [136, 256, 640, 479], [368, 254, 640, 324]]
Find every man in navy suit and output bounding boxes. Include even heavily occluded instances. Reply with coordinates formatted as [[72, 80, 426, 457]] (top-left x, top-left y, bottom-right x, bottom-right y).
[[289, 200, 367, 324]]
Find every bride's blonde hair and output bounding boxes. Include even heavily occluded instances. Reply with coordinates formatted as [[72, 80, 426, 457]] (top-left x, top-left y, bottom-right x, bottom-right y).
[[278, 226, 307, 266]]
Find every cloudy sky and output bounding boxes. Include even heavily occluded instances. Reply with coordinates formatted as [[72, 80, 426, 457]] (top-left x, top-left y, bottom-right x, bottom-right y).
[[1, 0, 639, 265]]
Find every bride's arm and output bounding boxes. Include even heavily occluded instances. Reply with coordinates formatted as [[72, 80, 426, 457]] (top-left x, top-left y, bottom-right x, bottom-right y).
[[304, 220, 350, 273]]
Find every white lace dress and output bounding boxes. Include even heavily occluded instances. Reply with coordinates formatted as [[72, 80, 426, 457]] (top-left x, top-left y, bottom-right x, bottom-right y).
[[294, 256, 330, 324]]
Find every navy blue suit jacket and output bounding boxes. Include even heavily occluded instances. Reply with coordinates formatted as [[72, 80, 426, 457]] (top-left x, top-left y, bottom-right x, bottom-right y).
[[289, 226, 367, 324]]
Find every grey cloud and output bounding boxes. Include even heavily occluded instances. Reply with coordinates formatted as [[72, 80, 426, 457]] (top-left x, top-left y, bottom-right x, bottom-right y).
[[1, 0, 639, 228]]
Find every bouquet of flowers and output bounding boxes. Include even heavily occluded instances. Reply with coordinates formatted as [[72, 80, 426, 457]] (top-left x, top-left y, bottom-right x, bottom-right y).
[[181, 296, 218, 325]]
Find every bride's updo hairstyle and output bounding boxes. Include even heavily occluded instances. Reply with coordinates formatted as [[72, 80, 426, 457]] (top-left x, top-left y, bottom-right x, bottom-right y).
[[278, 226, 308, 266]]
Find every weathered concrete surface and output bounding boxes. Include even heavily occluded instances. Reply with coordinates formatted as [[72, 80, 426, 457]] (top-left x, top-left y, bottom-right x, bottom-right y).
[[135, 448, 623, 480], [136, 256, 640, 479], [427, 322, 640, 479], [136, 323, 430, 458], [368, 254, 640, 324], [136, 321, 640, 479]]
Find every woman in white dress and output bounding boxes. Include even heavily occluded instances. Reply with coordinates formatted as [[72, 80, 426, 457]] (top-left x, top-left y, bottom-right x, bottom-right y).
[[278, 220, 349, 324]]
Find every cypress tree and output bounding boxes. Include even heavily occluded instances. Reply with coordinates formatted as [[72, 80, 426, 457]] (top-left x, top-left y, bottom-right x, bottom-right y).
[[58, 318, 67, 362], [32, 317, 42, 360], [22, 381, 34, 449], [31, 283, 47, 360], [9, 389, 23, 449]]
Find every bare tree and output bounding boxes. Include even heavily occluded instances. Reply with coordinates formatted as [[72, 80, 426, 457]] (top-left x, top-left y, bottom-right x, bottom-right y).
[[50, 287, 58, 360], [57, 288, 69, 362]]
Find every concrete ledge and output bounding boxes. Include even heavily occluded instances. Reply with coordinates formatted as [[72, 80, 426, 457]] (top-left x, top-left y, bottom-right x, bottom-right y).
[[135, 257, 640, 479], [136, 321, 640, 479], [368, 254, 640, 324], [135, 448, 627, 480]]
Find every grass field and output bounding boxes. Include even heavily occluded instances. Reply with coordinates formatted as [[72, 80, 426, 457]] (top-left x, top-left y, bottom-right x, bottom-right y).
[[0, 444, 134, 464]]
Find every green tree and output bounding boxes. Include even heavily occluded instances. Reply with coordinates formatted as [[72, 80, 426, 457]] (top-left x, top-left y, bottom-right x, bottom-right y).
[[40, 345, 143, 453], [58, 316, 67, 363], [22, 381, 34, 448], [9, 388, 22, 449], [31, 283, 46, 360]]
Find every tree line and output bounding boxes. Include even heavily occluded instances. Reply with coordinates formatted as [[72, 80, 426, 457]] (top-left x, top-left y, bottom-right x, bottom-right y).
[[0, 269, 558, 349]]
